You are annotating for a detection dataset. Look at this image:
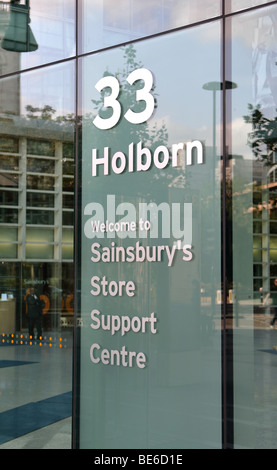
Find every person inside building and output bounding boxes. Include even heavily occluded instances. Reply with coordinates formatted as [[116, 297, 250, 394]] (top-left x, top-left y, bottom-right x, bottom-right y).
[[270, 278, 277, 329], [26, 287, 44, 339]]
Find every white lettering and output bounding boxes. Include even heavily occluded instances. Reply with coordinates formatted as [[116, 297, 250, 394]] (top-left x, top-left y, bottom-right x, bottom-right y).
[[137, 141, 151, 172], [111, 151, 126, 175], [186, 140, 204, 165], [90, 309, 157, 336], [90, 276, 136, 297], [90, 241, 193, 265], [92, 147, 109, 176], [90, 343, 147, 368], [153, 145, 170, 169], [91, 140, 204, 177], [183, 244, 193, 261]]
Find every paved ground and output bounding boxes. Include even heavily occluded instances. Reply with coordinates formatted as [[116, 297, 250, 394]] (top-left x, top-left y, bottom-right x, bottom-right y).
[[0, 330, 73, 449], [0, 313, 277, 449]]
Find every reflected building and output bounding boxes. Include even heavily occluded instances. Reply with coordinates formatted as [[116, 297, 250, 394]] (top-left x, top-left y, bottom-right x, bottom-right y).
[[0, 114, 74, 331], [0, 1, 75, 335]]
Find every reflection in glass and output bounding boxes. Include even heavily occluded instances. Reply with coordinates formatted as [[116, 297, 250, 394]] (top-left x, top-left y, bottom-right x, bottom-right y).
[[27, 138, 55, 156], [27, 174, 55, 191], [27, 192, 54, 207], [1, 154, 19, 171], [227, 0, 274, 14], [0, 172, 18, 187], [0, 0, 75, 74], [80, 0, 221, 53], [0, 207, 17, 223], [1, 0, 38, 53], [0, 60, 75, 447], [26, 209, 54, 225], [231, 4, 277, 448], [0, 189, 18, 205], [27, 157, 55, 174]]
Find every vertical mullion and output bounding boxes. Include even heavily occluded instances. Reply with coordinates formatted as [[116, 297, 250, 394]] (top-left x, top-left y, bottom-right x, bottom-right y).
[[72, 0, 80, 450], [222, 0, 234, 449]]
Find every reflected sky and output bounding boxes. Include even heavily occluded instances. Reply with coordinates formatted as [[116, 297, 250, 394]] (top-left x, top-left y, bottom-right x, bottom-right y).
[[80, 0, 221, 53], [231, 5, 277, 159], [0, 0, 75, 74], [227, 0, 274, 14]]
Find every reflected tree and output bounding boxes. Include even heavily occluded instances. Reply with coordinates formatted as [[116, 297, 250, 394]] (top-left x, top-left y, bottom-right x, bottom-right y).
[[243, 103, 277, 307], [244, 103, 277, 167]]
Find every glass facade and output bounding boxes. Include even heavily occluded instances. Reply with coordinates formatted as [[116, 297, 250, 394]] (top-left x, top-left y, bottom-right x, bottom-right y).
[[0, 1, 75, 449], [230, 3, 277, 448], [0, 0, 277, 450], [79, 0, 221, 52], [79, 24, 222, 449]]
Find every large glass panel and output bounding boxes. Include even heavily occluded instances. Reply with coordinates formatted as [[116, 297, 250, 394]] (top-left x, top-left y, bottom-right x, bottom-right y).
[[79, 0, 221, 53], [226, 0, 274, 14], [76, 20, 222, 449], [0, 0, 76, 75], [230, 4, 277, 448], [0, 61, 75, 449]]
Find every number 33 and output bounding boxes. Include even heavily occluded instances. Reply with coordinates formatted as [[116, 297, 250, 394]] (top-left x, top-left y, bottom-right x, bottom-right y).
[[93, 68, 155, 130]]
